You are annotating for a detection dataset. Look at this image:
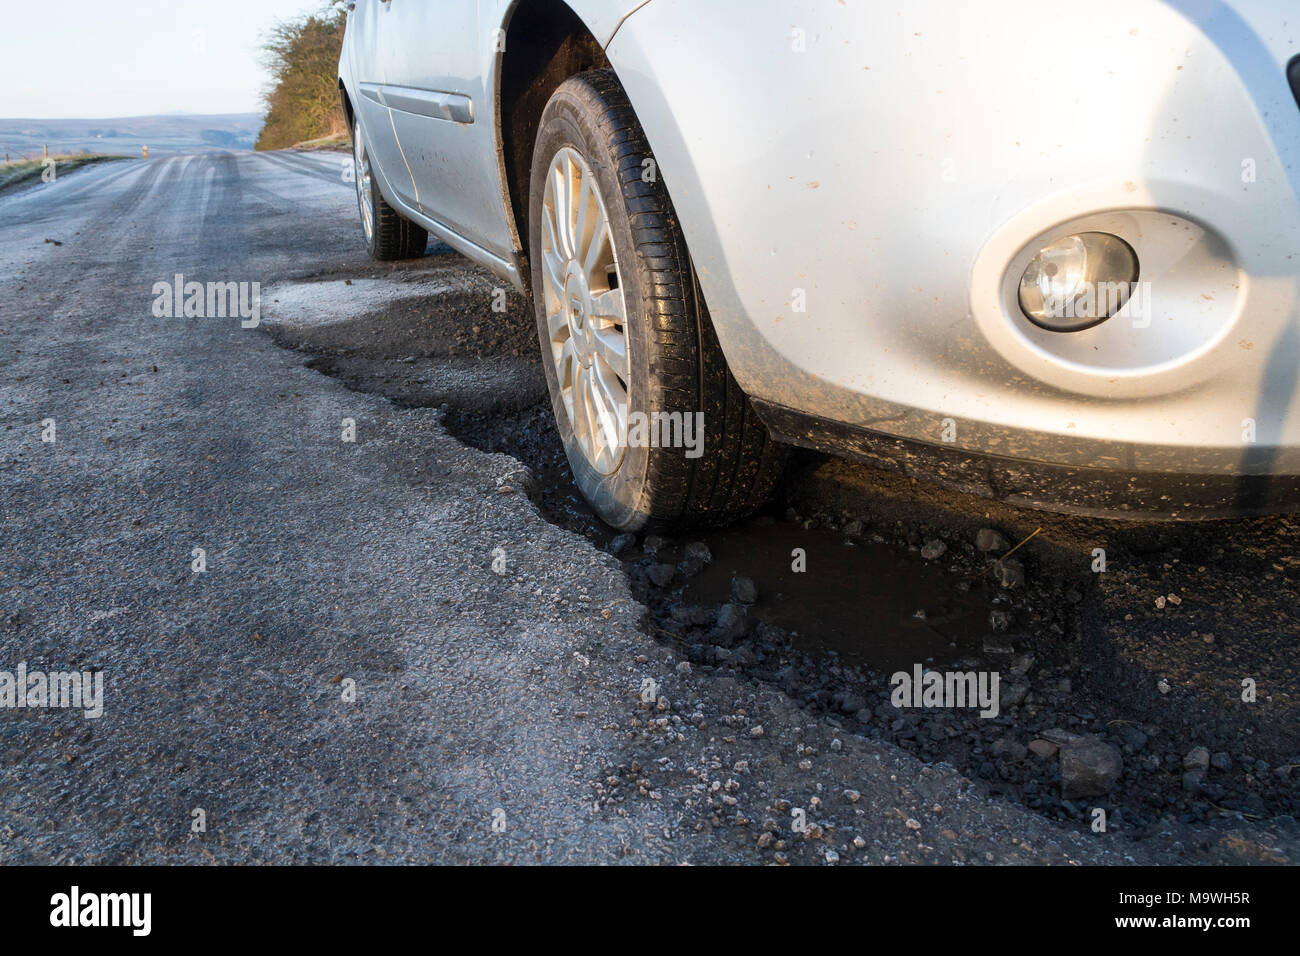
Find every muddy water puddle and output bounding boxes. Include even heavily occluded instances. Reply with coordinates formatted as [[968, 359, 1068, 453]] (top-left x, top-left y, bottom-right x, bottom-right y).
[[635, 516, 992, 673]]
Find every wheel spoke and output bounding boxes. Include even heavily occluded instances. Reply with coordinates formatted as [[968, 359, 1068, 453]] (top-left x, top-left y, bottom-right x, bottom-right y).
[[557, 336, 578, 379], [591, 326, 629, 382], [590, 365, 626, 474], [542, 246, 566, 301], [591, 359, 628, 433], [574, 173, 591, 268], [575, 365, 597, 458], [582, 205, 609, 283], [543, 194, 562, 257], [548, 168, 564, 258], [547, 303, 567, 339], [564, 350, 580, 419], [553, 160, 575, 258], [589, 289, 625, 324], [564, 155, 579, 257]]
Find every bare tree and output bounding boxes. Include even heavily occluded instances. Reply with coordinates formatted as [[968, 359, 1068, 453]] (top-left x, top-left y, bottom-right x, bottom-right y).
[[256, 4, 348, 151]]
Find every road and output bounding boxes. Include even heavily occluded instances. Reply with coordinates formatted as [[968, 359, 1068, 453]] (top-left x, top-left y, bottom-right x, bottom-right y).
[[0, 152, 1294, 864]]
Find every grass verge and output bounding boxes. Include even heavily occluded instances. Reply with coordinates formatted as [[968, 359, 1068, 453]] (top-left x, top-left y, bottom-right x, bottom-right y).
[[288, 132, 351, 153], [0, 154, 131, 195]]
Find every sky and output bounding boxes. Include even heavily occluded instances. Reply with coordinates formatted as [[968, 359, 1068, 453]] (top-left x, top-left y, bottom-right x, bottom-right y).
[[0, 0, 338, 119]]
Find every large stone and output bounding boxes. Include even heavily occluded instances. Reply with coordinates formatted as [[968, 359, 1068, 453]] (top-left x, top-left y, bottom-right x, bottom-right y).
[[714, 603, 749, 641], [1028, 739, 1059, 758], [731, 575, 759, 605], [1060, 736, 1123, 799], [921, 539, 947, 561], [648, 563, 676, 587]]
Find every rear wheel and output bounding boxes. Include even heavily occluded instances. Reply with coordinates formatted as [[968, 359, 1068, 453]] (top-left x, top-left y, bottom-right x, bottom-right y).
[[528, 69, 786, 532], [353, 118, 427, 261]]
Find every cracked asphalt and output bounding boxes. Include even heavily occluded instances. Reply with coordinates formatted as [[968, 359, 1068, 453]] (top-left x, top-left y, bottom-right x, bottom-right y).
[[0, 152, 1294, 865]]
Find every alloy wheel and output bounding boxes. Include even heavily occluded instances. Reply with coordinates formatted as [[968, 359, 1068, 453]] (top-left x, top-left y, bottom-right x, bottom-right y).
[[539, 146, 630, 476]]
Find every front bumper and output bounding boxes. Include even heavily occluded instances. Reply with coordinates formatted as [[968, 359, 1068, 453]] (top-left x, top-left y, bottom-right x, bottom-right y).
[[757, 399, 1300, 520], [609, 0, 1300, 493]]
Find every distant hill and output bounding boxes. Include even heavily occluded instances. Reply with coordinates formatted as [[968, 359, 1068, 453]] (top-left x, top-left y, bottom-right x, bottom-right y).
[[0, 113, 265, 160]]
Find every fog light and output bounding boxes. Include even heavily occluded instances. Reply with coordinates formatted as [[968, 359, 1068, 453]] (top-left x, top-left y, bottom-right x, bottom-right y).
[[1018, 232, 1139, 331]]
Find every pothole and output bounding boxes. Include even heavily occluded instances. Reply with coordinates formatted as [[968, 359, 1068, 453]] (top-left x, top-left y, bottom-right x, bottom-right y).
[[263, 264, 1300, 842]]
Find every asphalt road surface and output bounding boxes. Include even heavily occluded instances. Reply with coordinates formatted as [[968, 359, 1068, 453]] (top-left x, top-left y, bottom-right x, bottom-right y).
[[0, 153, 1294, 864]]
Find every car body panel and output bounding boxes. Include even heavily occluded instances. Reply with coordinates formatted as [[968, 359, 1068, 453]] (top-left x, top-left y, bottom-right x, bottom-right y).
[[340, 0, 649, 285], [341, 0, 407, 192], [369, 2, 499, 248], [607, 0, 1300, 477]]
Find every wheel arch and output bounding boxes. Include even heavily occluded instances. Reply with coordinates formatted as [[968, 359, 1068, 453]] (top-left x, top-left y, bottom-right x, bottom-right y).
[[494, 0, 652, 297]]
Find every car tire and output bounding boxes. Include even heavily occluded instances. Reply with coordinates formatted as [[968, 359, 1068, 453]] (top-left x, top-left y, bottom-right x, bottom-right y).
[[528, 69, 786, 533], [353, 119, 427, 261]]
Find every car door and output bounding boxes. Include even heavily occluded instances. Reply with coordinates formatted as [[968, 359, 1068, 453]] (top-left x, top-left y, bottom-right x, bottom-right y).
[[371, 0, 513, 259], [347, 0, 413, 202]]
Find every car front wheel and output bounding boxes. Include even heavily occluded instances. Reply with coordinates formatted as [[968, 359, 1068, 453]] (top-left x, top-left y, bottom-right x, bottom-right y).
[[527, 69, 786, 532]]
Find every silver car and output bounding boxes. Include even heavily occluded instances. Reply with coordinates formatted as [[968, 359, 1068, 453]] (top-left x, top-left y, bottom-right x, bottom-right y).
[[339, 0, 1300, 528]]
